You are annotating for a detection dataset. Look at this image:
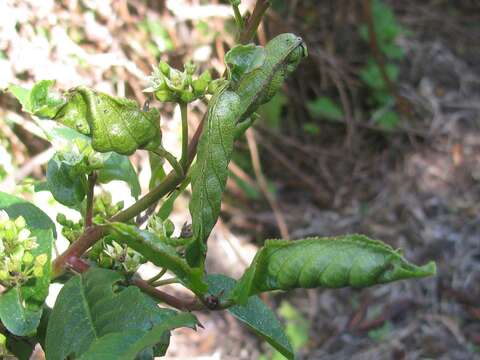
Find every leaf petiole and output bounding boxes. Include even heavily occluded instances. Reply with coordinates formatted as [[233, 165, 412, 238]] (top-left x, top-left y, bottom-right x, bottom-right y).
[[151, 147, 184, 178]]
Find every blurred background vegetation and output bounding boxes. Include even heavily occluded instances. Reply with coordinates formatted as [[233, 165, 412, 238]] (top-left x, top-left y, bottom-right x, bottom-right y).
[[0, 0, 479, 359]]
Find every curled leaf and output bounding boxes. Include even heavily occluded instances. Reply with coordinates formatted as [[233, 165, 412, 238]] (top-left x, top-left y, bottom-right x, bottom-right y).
[[225, 44, 266, 83], [231, 235, 436, 305], [186, 89, 240, 268], [55, 86, 161, 155]]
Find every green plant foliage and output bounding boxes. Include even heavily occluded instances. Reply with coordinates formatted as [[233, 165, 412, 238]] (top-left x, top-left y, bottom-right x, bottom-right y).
[[45, 268, 197, 360], [0, 192, 55, 336], [277, 301, 310, 351], [306, 96, 344, 121], [55, 86, 161, 155], [225, 44, 266, 83], [187, 33, 308, 268], [46, 155, 87, 207], [109, 223, 208, 295], [0, 288, 43, 337], [231, 235, 436, 304], [7, 80, 65, 118], [206, 274, 294, 359], [97, 153, 141, 199], [3, 13, 437, 356], [77, 313, 197, 360], [186, 88, 239, 267]]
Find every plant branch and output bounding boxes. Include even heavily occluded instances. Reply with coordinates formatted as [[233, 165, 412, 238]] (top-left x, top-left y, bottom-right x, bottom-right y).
[[131, 278, 205, 311], [239, 0, 270, 44], [179, 102, 189, 171], [52, 118, 205, 278], [147, 267, 167, 284], [51, 0, 270, 278], [85, 172, 97, 229], [152, 148, 184, 178], [150, 277, 178, 287]]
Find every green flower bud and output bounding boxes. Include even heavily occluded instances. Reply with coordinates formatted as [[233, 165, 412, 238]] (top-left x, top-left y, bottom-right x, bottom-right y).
[[184, 61, 197, 75], [33, 266, 43, 278], [159, 61, 171, 76], [35, 253, 48, 266], [163, 219, 175, 237], [14, 216, 26, 229], [180, 90, 195, 103], [199, 70, 212, 83], [192, 79, 208, 95], [0, 270, 9, 281], [23, 252, 34, 264], [56, 213, 67, 225], [99, 255, 113, 268], [155, 90, 176, 102]]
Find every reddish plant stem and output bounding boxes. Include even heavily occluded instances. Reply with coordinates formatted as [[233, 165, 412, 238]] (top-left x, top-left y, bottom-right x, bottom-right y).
[[85, 172, 97, 229], [131, 278, 205, 311], [239, 0, 270, 44]]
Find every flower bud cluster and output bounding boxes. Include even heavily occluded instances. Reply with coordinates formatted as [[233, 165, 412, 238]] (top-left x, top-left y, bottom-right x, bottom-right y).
[[147, 216, 175, 240], [88, 238, 144, 274], [0, 211, 47, 287], [144, 61, 225, 103], [57, 192, 124, 243]]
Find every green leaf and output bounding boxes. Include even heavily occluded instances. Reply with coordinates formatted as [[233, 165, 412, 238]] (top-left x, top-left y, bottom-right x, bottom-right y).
[[29, 80, 65, 118], [7, 84, 32, 112], [306, 97, 344, 121], [6, 333, 36, 360], [0, 288, 42, 337], [109, 223, 208, 295], [8, 80, 65, 118], [277, 301, 309, 351], [375, 110, 399, 129], [231, 235, 436, 305], [258, 91, 287, 130], [0, 192, 55, 336], [97, 153, 141, 199], [186, 90, 239, 268], [78, 313, 197, 360], [46, 155, 87, 207], [55, 86, 162, 155], [157, 177, 189, 220], [225, 44, 266, 83], [45, 268, 192, 360], [206, 274, 294, 360]]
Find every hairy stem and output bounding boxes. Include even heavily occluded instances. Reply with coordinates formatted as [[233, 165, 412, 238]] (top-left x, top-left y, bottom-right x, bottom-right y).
[[239, 0, 270, 44], [147, 267, 167, 284], [179, 102, 189, 171], [151, 277, 178, 287], [85, 172, 97, 229], [131, 278, 205, 311], [152, 147, 184, 178]]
